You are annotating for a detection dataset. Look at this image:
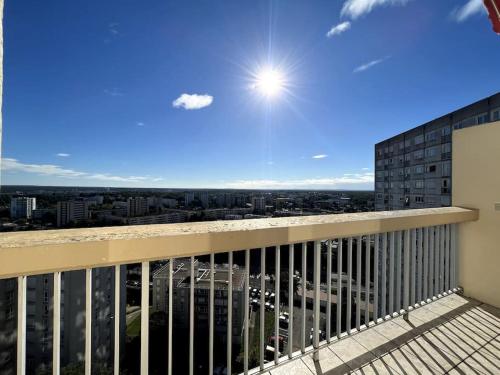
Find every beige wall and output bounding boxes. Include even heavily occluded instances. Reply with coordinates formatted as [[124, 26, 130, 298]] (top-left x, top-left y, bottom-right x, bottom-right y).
[[453, 121, 500, 308]]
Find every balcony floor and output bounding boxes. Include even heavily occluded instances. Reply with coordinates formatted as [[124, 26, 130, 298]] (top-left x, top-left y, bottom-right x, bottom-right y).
[[265, 294, 500, 375]]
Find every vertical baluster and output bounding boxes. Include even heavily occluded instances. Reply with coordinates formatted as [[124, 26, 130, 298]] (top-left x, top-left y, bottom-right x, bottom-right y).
[[85, 269, 92, 375], [274, 246, 280, 365], [429, 227, 435, 300], [53, 272, 61, 375], [140, 262, 149, 375], [301, 243, 307, 353], [417, 228, 423, 304], [259, 248, 264, 372], [440, 225, 445, 294], [326, 240, 332, 342], [434, 226, 440, 297], [244, 249, 250, 373], [365, 236, 370, 327], [451, 224, 457, 290], [288, 244, 294, 356], [381, 233, 387, 318], [189, 257, 194, 375], [346, 238, 353, 333], [228, 251, 233, 375], [373, 234, 379, 323], [395, 231, 402, 314], [337, 238, 343, 337], [209, 253, 214, 375], [313, 241, 321, 360], [403, 230, 410, 312], [423, 227, 429, 302], [356, 236, 362, 331], [410, 228, 417, 307], [17, 275, 27, 375], [445, 224, 451, 293], [389, 232, 395, 316], [168, 261, 173, 375]]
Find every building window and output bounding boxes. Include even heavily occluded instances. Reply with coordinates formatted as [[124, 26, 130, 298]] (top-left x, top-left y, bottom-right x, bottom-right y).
[[415, 196, 424, 203], [427, 164, 437, 173], [477, 113, 489, 124], [424, 148, 436, 157], [441, 126, 451, 136], [493, 109, 500, 121], [414, 165, 424, 174], [414, 150, 424, 159], [442, 143, 451, 153], [404, 154, 411, 161], [442, 162, 451, 176], [414, 134, 424, 145], [425, 131, 437, 142], [415, 180, 424, 189]]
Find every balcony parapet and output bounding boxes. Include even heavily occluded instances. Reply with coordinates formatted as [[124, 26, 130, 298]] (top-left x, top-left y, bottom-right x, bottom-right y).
[[0, 207, 477, 279]]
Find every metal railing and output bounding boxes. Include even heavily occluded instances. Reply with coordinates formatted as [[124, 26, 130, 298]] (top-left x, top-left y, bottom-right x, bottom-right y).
[[0, 207, 477, 375]]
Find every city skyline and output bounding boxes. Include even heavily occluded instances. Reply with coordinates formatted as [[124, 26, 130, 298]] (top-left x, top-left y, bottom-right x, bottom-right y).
[[2, 0, 499, 190]]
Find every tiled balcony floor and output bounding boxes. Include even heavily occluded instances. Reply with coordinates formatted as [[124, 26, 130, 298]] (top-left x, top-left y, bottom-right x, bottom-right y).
[[265, 294, 500, 374]]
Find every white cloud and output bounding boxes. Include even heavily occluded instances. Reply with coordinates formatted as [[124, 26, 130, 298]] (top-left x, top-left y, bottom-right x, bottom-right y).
[[136, 122, 145, 126], [450, 0, 486, 22], [104, 88, 124, 97], [109, 22, 119, 35], [353, 56, 389, 73], [56, 153, 70, 157], [1, 158, 161, 185], [362, 167, 370, 170], [341, 0, 410, 19], [312, 154, 328, 159], [225, 173, 374, 190], [326, 21, 352, 37], [172, 93, 213, 110]]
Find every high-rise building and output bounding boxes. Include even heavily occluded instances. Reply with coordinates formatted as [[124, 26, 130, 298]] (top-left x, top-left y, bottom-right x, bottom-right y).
[[375, 93, 500, 211], [251, 196, 266, 213], [56, 201, 89, 227], [10, 197, 36, 219], [198, 191, 209, 208], [184, 192, 195, 207], [126, 197, 148, 217]]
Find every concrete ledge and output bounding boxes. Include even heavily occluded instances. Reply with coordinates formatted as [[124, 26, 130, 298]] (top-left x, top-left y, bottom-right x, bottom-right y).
[[0, 207, 477, 279]]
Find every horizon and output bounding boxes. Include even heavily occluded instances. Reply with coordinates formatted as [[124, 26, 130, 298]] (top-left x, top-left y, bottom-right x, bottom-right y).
[[2, 0, 499, 190]]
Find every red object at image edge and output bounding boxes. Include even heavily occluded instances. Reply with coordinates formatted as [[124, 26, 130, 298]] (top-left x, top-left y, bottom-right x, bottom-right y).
[[484, 0, 500, 34]]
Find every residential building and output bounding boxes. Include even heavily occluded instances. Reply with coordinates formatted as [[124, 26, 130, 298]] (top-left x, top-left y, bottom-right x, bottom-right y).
[[184, 192, 195, 207], [56, 201, 89, 227], [10, 197, 36, 220], [198, 191, 209, 208], [251, 196, 265, 214], [375, 92, 500, 210], [127, 197, 148, 217]]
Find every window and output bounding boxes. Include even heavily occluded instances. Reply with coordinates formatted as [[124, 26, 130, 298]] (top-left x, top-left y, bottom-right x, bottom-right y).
[[389, 145, 393, 152], [441, 126, 451, 136], [415, 196, 424, 203], [414, 150, 424, 159], [414, 165, 424, 174], [399, 142, 404, 150], [405, 153, 411, 161], [442, 162, 451, 176], [442, 143, 451, 153], [493, 109, 500, 121], [405, 139, 411, 147], [377, 160, 383, 167], [425, 131, 437, 141], [425, 148, 436, 157], [477, 113, 489, 124], [405, 167, 411, 176], [426, 180, 436, 188], [398, 168, 404, 176], [427, 164, 437, 173], [415, 180, 424, 189], [414, 134, 424, 145]]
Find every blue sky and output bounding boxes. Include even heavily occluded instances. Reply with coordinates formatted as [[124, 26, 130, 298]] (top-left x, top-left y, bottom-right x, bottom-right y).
[[2, 0, 499, 190]]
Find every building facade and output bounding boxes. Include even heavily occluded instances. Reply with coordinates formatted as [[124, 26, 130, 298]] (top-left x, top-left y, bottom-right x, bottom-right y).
[[126, 197, 148, 217], [10, 197, 36, 220], [375, 93, 500, 211], [57, 201, 89, 227]]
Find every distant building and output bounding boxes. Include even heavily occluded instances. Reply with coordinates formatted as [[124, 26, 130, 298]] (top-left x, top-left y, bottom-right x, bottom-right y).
[[85, 195, 104, 206], [375, 92, 500, 210], [127, 211, 188, 225], [198, 191, 209, 208], [57, 201, 89, 227], [251, 196, 266, 214], [127, 197, 148, 217], [184, 192, 195, 207], [10, 197, 36, 219], [152, 259, 245, 347], [162, 198, 178, 209]]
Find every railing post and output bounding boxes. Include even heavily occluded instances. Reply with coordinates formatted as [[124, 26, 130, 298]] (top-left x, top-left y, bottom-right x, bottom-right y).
[[228, 251, 233, 375], [381, 233, 387, 318], [209, 253, 214, 375], [189, 257, 194, 375], [274, 246, 280, 365], [17, 275, 26, 375], [53, 272, 61, 375], [373, 234, 379, 323], [326, 240, 332, 342], [389, 232, 395, 316], [244, 249, 250, 373], [140, 262, 149, 375], [336, 238, 343, 338], [365, 236, 370, 327], [301, 243, 307, 353], [403, 230, 410, 319], [356, 236, 362, 331], [288, 244, 294, 357], [259, 248, 265, 371], [313, 241, 321, 361], [346, 238, 353, 333], [168, 261, 173, 375], [85, 269, 92, 375]]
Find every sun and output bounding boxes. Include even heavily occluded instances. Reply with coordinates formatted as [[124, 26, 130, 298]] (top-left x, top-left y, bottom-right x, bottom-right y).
[[254, 68, 285, 98]]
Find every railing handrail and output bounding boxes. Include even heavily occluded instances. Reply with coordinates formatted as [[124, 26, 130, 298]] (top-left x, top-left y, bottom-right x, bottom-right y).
[[0, 206, 477, 279]]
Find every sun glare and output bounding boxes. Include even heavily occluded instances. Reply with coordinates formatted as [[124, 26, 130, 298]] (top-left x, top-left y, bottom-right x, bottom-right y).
[[254, 68, 285, 98]]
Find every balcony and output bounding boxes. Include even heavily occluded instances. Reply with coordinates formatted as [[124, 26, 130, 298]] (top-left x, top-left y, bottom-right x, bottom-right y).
[[2, 206, 500, 375]]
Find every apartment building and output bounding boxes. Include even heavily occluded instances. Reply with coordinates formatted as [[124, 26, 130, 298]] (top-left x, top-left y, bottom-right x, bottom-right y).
[[10, 197, 36, 220], [375, 92, 500, 211], [56, 200, 89, 227], [126, 197, 148, 217]]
